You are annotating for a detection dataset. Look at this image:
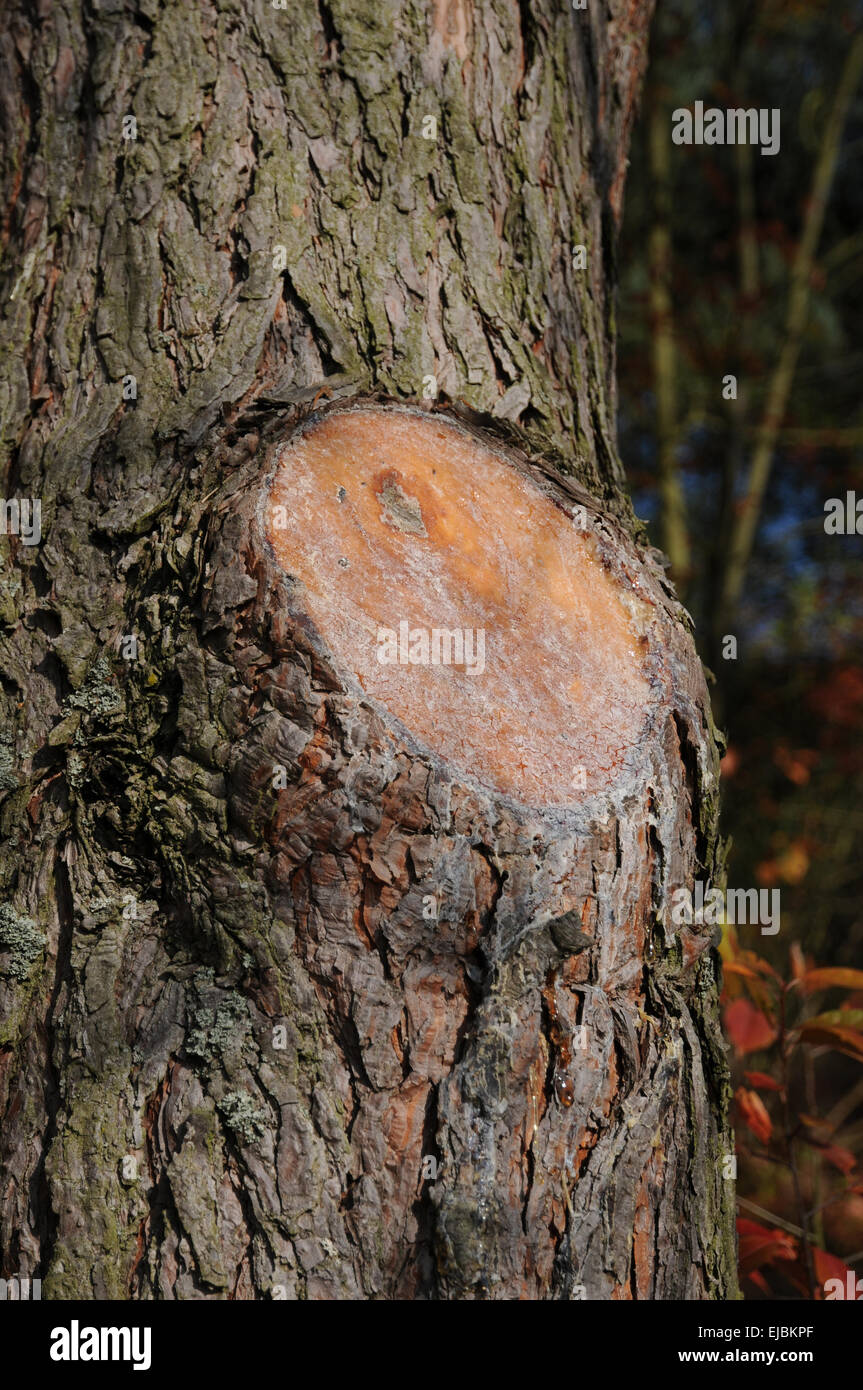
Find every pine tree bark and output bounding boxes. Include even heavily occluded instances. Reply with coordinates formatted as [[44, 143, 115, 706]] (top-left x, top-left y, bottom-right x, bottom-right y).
[[0, 0, 737, 1299]]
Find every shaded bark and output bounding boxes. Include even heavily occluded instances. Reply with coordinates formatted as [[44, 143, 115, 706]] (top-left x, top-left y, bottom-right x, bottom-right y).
[[0, 0, 737, 1299]]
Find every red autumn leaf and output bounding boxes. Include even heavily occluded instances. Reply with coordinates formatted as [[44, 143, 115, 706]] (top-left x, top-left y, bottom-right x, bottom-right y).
[[736, 1087, 772, 1145], [737, 1218, 796, 1276], [723, 961, 761, 980], [808, 666, 863, 728], [745, 953, 782, 983], [744, 1070, 784, 1093], [724, 998, 778, 1056], [758, 839, 810, 886], [799, 1112, 835, 1134], [755, 857, 779, 887], [788, 1246, 855, 1300], [773, 746, 816, 786], [821, 1145, 857, 1176], [796, 968, 863, 995], [797, 1022, 863, 1063], [813, 1247, 854, 1290]]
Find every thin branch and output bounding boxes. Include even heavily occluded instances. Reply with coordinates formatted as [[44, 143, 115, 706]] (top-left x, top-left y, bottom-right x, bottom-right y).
[[718, 32, 863, 622], [827, 1073, 863, 1131], [736, 137, 760, 300], [737, 1195, 806, 1240], [773, 426, 863, 446], [781, 986, 818, 1298], [648, 89, 690, 584]]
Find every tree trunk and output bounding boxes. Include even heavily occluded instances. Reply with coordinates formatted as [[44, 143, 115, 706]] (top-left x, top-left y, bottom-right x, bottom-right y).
[[0, 0, 737, 1300]]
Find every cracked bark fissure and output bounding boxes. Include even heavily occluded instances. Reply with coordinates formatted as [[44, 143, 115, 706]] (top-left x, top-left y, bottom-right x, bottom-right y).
[[0, 0, 738, 1299]]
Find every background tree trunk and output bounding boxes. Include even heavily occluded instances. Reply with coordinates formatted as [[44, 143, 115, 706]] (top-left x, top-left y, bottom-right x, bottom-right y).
[[0, 0, 737, 1299]]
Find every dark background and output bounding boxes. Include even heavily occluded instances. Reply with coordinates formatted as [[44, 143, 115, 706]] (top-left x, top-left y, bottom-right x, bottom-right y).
[[618, 0, 863, 1295]]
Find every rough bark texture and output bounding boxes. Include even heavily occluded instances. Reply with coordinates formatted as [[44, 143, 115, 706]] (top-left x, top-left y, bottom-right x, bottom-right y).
[[0, 0, 737, 1299]]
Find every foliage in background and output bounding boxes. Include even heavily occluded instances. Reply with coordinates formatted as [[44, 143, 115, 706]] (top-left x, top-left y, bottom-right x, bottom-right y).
[[722, 929, 863, 1296], [619, 0, 863, 1295]]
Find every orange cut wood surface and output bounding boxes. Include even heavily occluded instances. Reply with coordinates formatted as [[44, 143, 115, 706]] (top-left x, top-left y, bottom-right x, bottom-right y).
[[267, 408, 653, 806]]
